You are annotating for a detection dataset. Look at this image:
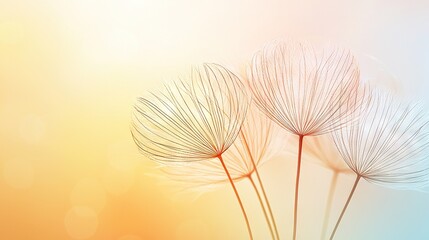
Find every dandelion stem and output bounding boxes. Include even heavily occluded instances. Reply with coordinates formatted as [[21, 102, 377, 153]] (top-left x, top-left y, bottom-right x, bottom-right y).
[[241, 132, 280, 239], [293, 135, 304, 240], [248, 176, 276, 240], [329, 175, 361, 240], [254, 167, 280, 240], [218, 155, 253, 240], [321, 171, 339, 240]]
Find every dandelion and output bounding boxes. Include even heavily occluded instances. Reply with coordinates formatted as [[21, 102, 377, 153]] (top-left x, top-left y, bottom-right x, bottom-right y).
[[248, 40, 361, 240], [329, 91, 429, 239], [131, 63, 253, 239], [157, 105, 283, 240]]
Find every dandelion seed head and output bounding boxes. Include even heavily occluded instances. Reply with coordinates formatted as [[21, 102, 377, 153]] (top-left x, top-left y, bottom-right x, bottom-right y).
[[155, 105, 282, 192], [333, 91, 429, 189], [131, 63, 250, 162], [223, 104, 283, 175], [248, 40, 361, 136]]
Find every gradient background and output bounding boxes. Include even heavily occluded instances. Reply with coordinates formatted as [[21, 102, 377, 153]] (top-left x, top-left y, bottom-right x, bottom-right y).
[[1, 0, 429, 239]]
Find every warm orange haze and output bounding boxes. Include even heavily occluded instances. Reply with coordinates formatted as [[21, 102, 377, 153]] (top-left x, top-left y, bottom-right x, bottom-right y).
[[1, 0, 429, 240]]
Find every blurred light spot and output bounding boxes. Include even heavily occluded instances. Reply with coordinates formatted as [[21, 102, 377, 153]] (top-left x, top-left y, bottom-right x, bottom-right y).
[[107, 140, 140, 172], [0, 21, 22, 45], [19, 114, 45, 144], [175, 219, 209, 240], [84, 28, 140, 65], [70, 178, 106, 213], [3, 158, 34, 189], [64, 206, 98, 240], [0, 102, 16, 135], [102, 167, 134, 196], [117, 235, 142, 240], [105, 28, 139, 62]]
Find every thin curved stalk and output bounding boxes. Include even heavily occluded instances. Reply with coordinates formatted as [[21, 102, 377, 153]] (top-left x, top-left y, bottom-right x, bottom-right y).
[[321, 171, 339, 240], [253, 166, 280, 240], [329, 175, 361, 240], [218, 155, 253, 240], [248, 176, 276, 240], [241, 132, 280, 239], [293, 135, 304, 240]]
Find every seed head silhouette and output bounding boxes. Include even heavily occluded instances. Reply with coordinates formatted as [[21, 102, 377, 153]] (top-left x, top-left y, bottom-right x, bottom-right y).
[[131, 63, 254, 239], [329, 91, 429, 239], [248, 40, 361, 240]]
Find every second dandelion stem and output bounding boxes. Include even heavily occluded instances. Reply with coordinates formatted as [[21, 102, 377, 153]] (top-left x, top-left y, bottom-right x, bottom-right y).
[[253, 167, 280, 240], [293, 135, 304, 240], [329, 175, 361, 240], [321, 171, 339, 240], [249, 176, 276, 240], [241, 132, 280, 240], [218, 155, 253, 240]]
